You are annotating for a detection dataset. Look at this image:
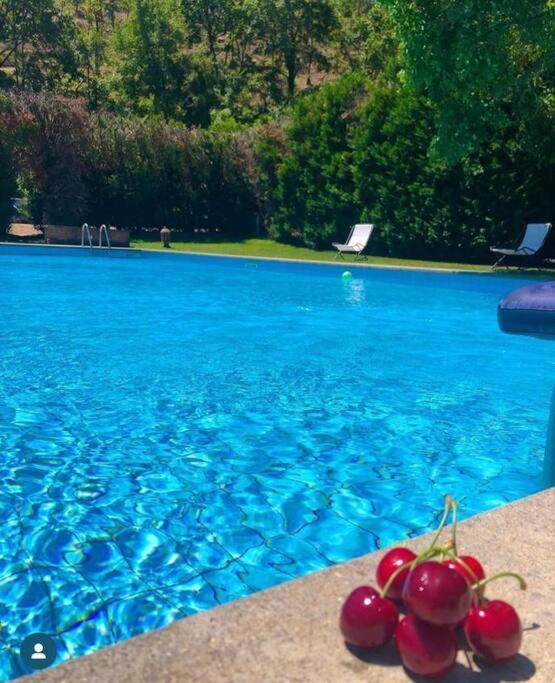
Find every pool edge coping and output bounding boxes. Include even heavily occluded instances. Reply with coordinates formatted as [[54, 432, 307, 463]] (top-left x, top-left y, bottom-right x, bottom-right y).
[[0, 240, 497, 274], [5, 240, 553, 276], [26, 488, 555, 683], [134, 247, 496, 274]]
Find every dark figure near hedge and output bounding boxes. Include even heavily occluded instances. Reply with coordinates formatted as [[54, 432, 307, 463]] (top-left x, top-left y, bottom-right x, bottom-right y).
[[160, 226, 171, 248]]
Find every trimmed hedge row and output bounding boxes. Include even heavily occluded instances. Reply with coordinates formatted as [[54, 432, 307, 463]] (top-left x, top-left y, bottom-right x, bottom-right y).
[[2, 85, 553, 260], [0, 141, 15, 239], [266, 76, 555, 260], [0, 92, 262, 236]]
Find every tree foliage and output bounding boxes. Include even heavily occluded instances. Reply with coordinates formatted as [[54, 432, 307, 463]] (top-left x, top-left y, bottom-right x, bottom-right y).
[[106, 0, 193, 121], [183, 0, 234, 65], [0, 139, 16, 236], [0, 92, 91, 223], [268, 74, 366, 247], [0, 0, 553, 257], [381, 0, 555, 161], [332, 1, 399, 78], [72, 1, 126, 106], [258, 0, 337, 97], [0, 0, 349, 121], [266, 77, 555, 259], [0, 0, 79, 90], [0, 92, 261, 233]]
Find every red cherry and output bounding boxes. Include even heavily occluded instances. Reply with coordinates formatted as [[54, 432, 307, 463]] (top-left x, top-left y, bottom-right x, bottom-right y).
[[442, 555, 485, 585], [396, 613, 457, 678], [402, 561, 472, 626], [376, 547, 417, 600], [464, 600, 522, 662], [340, 585, 399, 648]]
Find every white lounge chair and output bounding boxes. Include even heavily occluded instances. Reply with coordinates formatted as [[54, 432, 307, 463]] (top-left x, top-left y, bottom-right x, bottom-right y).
[[332, 224, 374, 261], [490, 223, 552, 269]]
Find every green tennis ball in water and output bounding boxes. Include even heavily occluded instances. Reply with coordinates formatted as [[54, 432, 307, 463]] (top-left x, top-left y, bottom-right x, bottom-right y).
[[342, 271, 353, 281]]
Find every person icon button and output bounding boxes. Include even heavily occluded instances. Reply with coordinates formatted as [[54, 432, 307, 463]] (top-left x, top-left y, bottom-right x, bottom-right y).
[[31, 642, 47, 659], [20, 633, 57, 670]]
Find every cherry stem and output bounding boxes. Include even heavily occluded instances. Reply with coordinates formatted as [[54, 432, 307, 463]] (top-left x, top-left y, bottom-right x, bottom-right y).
[[379, 543, 451, 599], [427, 495, 453, 551], [379, 558, 414, 598], [378, 494, 459, 600], [450, 499, 459, 556], [473, 571, 527, 597]]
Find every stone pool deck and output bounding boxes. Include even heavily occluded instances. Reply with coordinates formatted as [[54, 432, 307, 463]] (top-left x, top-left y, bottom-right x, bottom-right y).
[[27, 488, 554, 682]]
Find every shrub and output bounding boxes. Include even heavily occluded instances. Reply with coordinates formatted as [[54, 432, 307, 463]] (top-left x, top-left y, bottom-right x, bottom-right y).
[[0, 92, 90, 224], [268, 77, 554, 260], [0, 92, 261, 236], [249, 123, 289, 229], [353, 88, 555, 259], [2, 88, 552, 258], [0, 96, 19, 237], [0, 142, 16, 238], [85, 115, 258, 234], [268, 74, 367, 248], [353, 89, 460, 258]]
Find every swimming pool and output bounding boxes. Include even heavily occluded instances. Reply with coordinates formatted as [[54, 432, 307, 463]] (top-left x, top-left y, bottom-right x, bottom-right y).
[[1, 245, 553, 678]]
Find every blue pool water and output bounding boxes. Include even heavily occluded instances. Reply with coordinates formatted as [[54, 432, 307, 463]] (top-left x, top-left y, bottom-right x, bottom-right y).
[[1, 245, 554, 678]]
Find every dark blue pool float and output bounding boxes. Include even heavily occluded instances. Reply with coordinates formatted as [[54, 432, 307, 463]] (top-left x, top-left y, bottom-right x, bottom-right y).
[[498, 282, 555, 338]]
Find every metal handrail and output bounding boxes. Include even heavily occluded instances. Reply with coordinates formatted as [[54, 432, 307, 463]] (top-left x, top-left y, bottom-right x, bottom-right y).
[[99, 224, 111, 249], [81, 223, 92, 248]]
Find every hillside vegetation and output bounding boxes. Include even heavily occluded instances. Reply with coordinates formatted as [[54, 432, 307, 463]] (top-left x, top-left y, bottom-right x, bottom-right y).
[[1, 1, 554, 261]]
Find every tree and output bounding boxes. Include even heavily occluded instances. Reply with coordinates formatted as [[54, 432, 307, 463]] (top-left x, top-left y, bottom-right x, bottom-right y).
[[0, 0, 78, 90], [269, 74, 365, 247], [73, 1, 127, 106], [182, 0, 234, 67], [181, 0, 284, 122], [106, 0, 192, 121], [381, 0, 555, 161], [0, 140, 16, 238], [332, 1, 400, 79], [259, 0, 338, 97]]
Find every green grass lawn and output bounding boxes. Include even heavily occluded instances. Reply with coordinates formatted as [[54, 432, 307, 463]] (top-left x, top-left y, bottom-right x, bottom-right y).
[[131, 238, 493, 271]]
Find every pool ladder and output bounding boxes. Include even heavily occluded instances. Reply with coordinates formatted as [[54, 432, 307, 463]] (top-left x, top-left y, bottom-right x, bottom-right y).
[[81, 223, 111, 249]]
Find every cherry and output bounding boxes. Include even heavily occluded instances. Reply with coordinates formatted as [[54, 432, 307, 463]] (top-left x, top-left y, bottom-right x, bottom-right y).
[[376, 547, 417, 600], [464, 600, 522, 663], [441, 556, 486, 629], [396, 613, 457, 678], [402, 560, 472, 626], [443, 555, 485, 585], [339, 586, 399, 648]]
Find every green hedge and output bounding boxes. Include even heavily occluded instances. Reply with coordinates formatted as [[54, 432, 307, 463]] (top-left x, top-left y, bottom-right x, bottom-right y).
[[354, 89, 554, 259], [0, 142, 15, 238], [2, 87, 553, 259], [267, 75, 365, 248], [0, 93, 260, 236], [85, 116, 258, 234], [268, 77, 554, 260]]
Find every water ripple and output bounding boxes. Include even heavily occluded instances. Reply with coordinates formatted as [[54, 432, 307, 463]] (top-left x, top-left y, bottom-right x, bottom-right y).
[[0, 250, 550, 679]]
